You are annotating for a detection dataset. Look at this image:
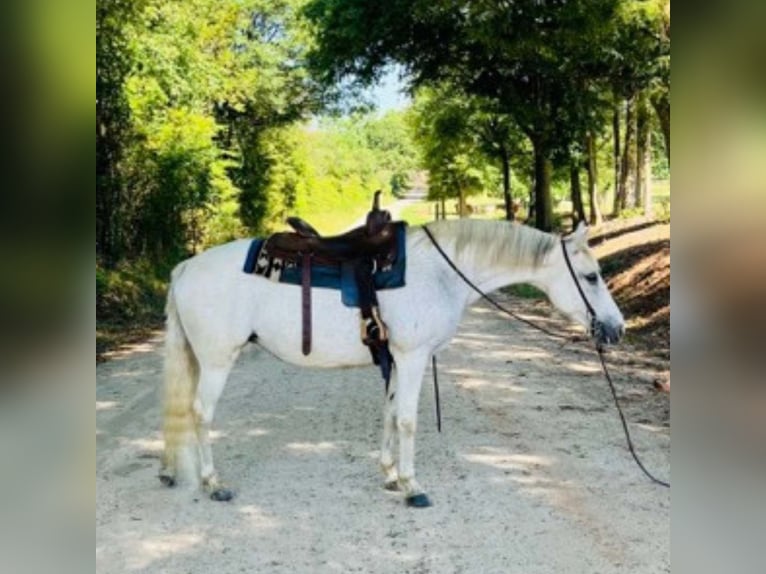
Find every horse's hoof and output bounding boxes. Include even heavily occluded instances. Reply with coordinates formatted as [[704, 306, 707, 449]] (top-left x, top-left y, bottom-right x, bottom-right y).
[[405, 493, 432, 508], [209, 488, 235, 502], [384, 480, 400, 491], [159, 475, 176, 488]]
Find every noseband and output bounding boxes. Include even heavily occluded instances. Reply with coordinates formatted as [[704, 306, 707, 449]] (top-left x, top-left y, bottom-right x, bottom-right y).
[[560, 238, 601, 349]]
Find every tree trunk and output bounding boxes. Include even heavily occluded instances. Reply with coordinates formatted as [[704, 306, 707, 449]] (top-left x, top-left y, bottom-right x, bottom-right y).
[[440, 197, 446, 220], [501, 146, 513, 221], [97, 117, 123, 268], [643, 131, 654, 218], [585, 132, 603, 225], [634, 91, 650, 209], [651, 90, 670, 165], [570, 162, 586, 227], [615, 96, 635, 214], [612, 100, 620, 214], [527, 187, 535, 222], [457, 188, 466, 218], [532, 138, 553, 231]]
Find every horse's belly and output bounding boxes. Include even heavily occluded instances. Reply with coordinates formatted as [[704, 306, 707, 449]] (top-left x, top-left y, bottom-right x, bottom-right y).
[[249, 281, 373, 368]]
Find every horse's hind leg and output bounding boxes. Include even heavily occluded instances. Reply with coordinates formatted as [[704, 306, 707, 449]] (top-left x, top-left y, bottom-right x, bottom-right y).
[[194, 363, 235, 501], [380, 371, 399, 491]]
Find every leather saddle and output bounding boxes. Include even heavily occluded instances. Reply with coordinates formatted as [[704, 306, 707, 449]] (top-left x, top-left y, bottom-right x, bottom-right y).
[[269, 193, 395, 263], [263, 191, 398, 376]]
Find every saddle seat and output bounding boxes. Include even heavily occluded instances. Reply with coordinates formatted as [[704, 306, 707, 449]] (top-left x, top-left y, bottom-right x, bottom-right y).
[[269, 191, 396, 263]]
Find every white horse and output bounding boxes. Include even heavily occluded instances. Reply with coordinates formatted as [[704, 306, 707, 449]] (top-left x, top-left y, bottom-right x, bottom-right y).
[[160, 219, 624, 506]]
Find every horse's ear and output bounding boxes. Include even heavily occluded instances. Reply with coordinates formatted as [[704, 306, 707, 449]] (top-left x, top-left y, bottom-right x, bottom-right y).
[[565, 220, 589, 247]]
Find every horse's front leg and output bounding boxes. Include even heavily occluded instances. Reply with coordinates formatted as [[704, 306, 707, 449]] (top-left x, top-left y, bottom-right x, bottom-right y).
[[394, 350, 431, 507], [380, 370, 399, 491]]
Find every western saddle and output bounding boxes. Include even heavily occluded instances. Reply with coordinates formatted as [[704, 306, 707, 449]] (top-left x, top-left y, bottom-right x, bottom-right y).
[[265, 191, 398, 380]]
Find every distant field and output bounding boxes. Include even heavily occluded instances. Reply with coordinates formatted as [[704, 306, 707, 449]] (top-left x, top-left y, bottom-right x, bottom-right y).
[[400, 180, 670, 227], [398, 194, 507, 226], [398, 202, 439, 226]]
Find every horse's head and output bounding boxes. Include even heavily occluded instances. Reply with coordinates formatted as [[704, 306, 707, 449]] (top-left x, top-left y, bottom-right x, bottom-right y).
[[543, 222, 625, 346]]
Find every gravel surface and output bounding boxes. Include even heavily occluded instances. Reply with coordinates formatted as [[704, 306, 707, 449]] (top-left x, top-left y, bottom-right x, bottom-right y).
[[97, 296, 670, 574]]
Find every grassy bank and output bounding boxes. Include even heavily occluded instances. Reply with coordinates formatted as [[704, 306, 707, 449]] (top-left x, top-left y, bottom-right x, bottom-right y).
[[96, 261, 169, 360]]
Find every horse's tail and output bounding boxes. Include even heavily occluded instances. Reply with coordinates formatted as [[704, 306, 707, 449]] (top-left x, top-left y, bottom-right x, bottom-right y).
[[161, 262, 198, 479]]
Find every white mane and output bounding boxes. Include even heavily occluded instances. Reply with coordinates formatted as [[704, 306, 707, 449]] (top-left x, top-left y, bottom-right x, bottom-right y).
[[416, 219, 557, 269]]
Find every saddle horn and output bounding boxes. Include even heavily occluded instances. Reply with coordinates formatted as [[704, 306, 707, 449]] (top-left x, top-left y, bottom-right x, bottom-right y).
[[366, 190, 391, 236], [371, 190, 382, 212]]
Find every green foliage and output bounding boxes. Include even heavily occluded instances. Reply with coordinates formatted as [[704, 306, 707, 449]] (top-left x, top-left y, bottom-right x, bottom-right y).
[[408, 88, 500, 204], [96, 261, 169, 325], [97, 0, 317, 267], [305, 0, 628, 230], [279, 112, 417, 233], [503, 284, 546, 300], [397, 202, 436, 226]]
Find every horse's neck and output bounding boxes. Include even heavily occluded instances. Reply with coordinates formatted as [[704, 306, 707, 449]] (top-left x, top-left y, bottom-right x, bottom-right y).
[[439, 237, 546, 307]]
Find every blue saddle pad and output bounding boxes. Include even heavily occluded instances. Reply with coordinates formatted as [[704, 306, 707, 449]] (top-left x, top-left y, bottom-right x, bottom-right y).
[[242, 223, 407, 308]]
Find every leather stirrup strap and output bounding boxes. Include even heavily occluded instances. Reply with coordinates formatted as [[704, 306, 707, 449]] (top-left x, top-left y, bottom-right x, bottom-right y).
[[301, 253, 312, 355]]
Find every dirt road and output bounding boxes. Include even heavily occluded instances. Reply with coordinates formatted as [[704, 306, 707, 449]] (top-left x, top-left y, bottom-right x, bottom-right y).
[[96, 295, 669, 573]]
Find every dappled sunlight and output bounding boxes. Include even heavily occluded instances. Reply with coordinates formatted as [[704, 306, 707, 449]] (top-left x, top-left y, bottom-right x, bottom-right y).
[[126, 531, 204, 572], [209, 430, 227, 442], [126, 437, 163, 453], [562, 361, 601, 375], [636, 422, 670, 435], [105, 367, 159, 381], [97, 400, 119, 411], [462, 447, 553, 473], [237, 505, 281, 530], [452, 376, 525, 399], [461, 446, 587, 515], [245, 427, 271, 437], [490, 473, 559, 487], [452, 331, 507, 344], [285, 441, 339, 454], [100, 336, 163, 362]]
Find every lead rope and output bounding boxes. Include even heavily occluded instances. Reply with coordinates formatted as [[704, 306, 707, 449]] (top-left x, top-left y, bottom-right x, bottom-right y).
[[423, 225, 669, 488], [432, 356, 441, 433]]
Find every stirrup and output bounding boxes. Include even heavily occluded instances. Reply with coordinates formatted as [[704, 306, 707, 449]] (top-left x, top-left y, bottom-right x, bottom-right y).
[[370, 307, 388, 341], [361, 308, 388, 346]]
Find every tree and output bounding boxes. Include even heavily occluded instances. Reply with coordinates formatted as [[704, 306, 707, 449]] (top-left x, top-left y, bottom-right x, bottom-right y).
[[608, 0, 671, 215], [408, 88, 500, 217], [97, 0, 144, 266], [585, 131, 604, 224], [97, 0, 319, 265], [305, 0, 621, 231]]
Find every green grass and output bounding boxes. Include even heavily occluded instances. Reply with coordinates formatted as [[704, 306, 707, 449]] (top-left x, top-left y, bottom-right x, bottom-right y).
[[398, 202, 438, 226], [97, 261, 169, 357], [502, 283, 546, 299]]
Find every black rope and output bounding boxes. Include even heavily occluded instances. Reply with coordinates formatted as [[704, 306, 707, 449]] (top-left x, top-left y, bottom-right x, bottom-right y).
[[423, 225, 670, 489], [596, 349, 670, 487], [432, 356, 442, 433]]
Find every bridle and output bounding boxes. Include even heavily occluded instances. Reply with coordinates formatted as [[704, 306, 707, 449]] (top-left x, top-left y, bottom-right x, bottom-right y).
[[422, 225, 670, 488], [560, 237, 602, 349]]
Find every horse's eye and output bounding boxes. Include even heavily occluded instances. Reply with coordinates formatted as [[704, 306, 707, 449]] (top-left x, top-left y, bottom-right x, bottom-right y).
[[584, 272, 598, 284]]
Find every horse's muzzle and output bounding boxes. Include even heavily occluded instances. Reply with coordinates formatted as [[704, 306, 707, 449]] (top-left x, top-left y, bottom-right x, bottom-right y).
[[592, 320, 625, 346]]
